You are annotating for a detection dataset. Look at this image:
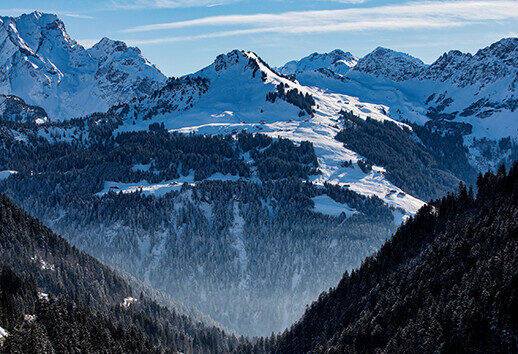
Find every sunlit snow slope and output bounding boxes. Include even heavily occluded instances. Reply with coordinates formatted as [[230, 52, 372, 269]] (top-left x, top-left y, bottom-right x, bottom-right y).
[[113, 49, 425, 216], [283, 39, 517, 171]]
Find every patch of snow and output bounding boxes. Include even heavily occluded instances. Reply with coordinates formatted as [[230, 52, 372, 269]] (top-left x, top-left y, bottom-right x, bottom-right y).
[[24, 314, 36, 322], [97, 171, 258, 198], [122, 297, 138, 308], [291, 271, 302, 291], [30, 255, 55, 271], [131, 163, 151, 172], [0, 326, 8, 344], [392, 209, 411, 225], [0, 170, 17, 180], [230, 203, 249, 288], [311, 195, 356, 217]]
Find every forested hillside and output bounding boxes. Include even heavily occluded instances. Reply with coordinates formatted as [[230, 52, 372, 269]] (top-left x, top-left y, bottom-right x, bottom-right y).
[[268, 163, 518, 353], [0, 194, 242, 353], [336, 111, 477, 200], [0, 126, 397, 336]]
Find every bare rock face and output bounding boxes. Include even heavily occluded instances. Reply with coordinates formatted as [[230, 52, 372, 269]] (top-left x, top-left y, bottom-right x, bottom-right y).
[[352, 47, 426, 81]]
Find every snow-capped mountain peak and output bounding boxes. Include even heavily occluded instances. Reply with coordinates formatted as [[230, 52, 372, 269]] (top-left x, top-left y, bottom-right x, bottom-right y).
[[420, 37, 517, 88], [89, 37, 132, 57], [278, 49, 358, 76], [351, 46, 426, 81], [195, 49, 271, 81], [111, 49, 421, 216], [0, 12, 166, 121]]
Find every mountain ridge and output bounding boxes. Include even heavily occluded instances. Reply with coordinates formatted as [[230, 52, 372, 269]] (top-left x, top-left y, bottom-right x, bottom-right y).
[[0, 11, 166, 121], [269, 162, 518, 353], [0, 192, 242, 352]]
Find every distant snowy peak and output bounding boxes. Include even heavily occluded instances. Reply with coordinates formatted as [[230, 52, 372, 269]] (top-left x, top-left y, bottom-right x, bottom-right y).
[[278, 49, 358, 76], [88, 37, 164, 80], [0, 11, 73, 56], [0, 11, 166, 121], [193, 49, 271, 81], [87, 37, 166, 107], [420, 37, 517, 88], [351, 39, 517, 89], [352, 47, 426, 81]]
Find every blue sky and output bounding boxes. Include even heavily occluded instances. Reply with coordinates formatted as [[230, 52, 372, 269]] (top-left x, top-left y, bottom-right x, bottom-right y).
[[1, 0, 517, 76]]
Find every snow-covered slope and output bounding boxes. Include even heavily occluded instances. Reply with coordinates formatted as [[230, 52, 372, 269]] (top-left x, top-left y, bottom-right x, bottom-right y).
[[87, 37, 166, 110], [278, 49, 358, 76], [417, 38, 517, 125], [283, 39, 517, 170], [113, 49, 424, 216], [0, 11, 166, 121]]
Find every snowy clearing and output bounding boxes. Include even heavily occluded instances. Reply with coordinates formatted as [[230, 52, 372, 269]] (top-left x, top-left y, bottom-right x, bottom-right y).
[[311, 195, 357, 217]]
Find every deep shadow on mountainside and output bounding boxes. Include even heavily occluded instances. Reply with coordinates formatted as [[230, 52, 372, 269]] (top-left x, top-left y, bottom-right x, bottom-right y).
[[260, 162, 518, 353], [1, 162, 517, 353], [0, 193, 244, 353]]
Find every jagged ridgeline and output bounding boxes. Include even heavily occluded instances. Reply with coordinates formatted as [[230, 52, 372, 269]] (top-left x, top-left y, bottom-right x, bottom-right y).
[[0, 193, 244, 353], [0, 126, 396, 336], [266, 163, 518, 353]]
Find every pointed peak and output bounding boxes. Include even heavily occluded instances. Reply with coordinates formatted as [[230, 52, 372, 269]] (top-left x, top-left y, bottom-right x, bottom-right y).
[[19, 11, 59, 24], [353, 47, 425, 81], [210, 49, 262, 72], [92, 37, 129, 50], [363, 46, 425, 66], [88, 37, 141, 59], [477, 37, 517, 60], [330, 49, 346, 55], [277, 49, 358, 76], [487, 37, 518, 49]]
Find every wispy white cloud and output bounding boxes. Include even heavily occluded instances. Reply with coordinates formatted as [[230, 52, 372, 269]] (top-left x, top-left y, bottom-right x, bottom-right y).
[[63, 13, 94, 19], [111, 0, 241, 9], [122, 0, 518, 34], [126, 18, 464, 45]]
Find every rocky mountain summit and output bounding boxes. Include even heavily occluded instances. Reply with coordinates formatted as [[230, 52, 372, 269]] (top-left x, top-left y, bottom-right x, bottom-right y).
[[0, 11, 166, 121]]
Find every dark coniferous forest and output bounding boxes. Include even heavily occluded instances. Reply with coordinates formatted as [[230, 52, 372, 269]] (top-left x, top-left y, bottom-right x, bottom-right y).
[[1, 160, 517, 353], [0, 194, 242, 353], [0, 126, 397, 335], [269, 163, 518, 353]]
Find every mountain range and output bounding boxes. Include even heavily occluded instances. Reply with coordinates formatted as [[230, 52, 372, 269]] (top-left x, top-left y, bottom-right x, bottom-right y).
[[280, 39, 517, 170], [0, 10, 516, 342]]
